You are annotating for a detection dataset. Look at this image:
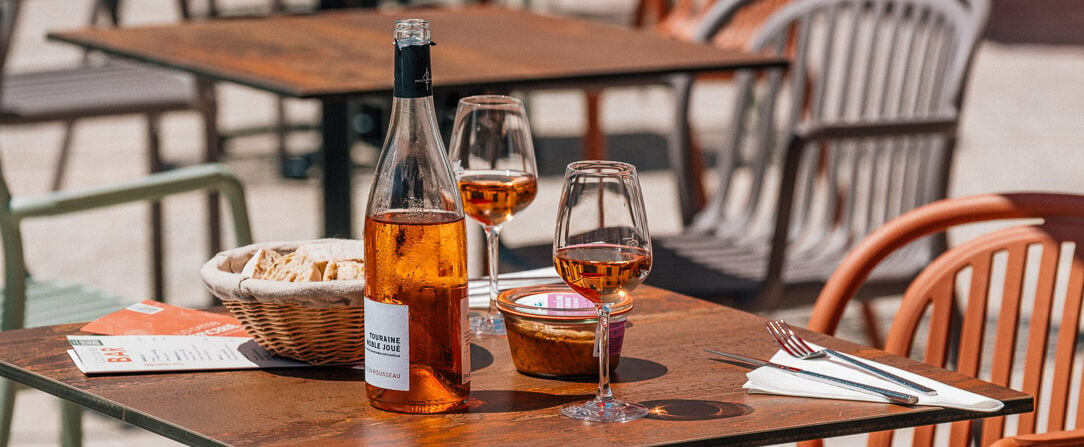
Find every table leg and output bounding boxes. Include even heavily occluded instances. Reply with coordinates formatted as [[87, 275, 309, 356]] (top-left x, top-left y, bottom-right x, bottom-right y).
[[198, 78, 222, 255], [321, 100, 353, 238], [584, 89, 607, 160]]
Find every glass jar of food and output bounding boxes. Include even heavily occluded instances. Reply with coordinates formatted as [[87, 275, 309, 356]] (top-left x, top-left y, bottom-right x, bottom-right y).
[[496, 285, 633, 378]]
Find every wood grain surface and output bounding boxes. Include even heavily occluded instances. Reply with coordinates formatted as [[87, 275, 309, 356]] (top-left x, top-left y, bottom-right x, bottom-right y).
[[48, 7, 787, 100], [0, 286, 1030, 446]]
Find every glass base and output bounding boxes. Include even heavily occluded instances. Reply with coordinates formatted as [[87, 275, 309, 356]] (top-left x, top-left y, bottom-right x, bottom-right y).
[[561, 397, 649, 422], [469, 311, 506, 336]]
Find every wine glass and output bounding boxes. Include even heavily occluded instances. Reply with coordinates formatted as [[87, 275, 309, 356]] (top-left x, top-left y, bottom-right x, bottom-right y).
[[448, 95, 539, 336], [553, 160, 652, 422]]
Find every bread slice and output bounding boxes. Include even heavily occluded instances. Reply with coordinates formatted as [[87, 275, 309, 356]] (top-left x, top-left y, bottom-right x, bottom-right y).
[[243, 248, 283, 279], [297, 240, 364, 261], [265, 253, 322, 282], [322, 259, 364, 280]]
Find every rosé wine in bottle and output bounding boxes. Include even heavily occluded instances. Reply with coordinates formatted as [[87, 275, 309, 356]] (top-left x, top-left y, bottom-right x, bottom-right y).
[[363, 19, 469, 414]]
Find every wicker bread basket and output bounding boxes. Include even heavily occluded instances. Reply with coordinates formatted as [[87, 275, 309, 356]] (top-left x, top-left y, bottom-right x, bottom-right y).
[[200, 239, 365, 365]]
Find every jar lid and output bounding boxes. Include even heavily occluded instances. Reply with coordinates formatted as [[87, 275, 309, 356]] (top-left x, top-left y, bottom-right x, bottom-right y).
[[496, 285, 633, 320]]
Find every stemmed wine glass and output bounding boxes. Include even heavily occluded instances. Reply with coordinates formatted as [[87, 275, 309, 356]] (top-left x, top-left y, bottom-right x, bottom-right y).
[[448, 95, 539, 336], [553, 160, 652, 422]]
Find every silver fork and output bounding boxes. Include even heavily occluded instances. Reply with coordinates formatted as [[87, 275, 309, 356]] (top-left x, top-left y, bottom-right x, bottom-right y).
[[765, 320, 938, 396]]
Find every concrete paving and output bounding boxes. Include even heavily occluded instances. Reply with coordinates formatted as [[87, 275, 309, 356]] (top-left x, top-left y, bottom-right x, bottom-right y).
[[0, 0, 1081, 445]]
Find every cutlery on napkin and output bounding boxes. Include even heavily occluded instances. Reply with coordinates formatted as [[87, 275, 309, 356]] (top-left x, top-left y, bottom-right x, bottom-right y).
[[707, 350, 918, 405], [467, 267, 562, 308], [734, 342, 1004, 412]]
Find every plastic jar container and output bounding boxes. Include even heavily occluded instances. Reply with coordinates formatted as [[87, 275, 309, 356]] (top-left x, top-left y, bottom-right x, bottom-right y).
[[496, 285, 633, 378]]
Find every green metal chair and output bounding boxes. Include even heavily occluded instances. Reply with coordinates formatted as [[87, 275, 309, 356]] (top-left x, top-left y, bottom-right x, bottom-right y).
[[0, 158, 252, 447], [1, 0, 223, 303]]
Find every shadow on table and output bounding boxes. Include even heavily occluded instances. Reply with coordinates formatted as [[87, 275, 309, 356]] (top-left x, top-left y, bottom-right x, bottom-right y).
[[267, 366, 365, 381], [471, 343, 494, 372], [467, 390, 590, 413], [642, 399, 754, 421], [555, 357, 669, 384]]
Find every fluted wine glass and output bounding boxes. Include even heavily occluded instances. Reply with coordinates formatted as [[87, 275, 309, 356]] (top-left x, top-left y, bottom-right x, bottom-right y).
[[553, 160, 652, 422], [448, 95, 539, 336]]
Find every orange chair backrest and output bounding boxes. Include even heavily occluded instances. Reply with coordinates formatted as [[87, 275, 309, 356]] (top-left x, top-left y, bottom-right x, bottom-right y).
[[809, 193, 1084, 446]]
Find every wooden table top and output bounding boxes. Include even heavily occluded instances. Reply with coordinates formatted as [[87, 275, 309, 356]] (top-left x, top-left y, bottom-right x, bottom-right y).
[[0, 286, 1030, 446], [47, 6, 787, 100]]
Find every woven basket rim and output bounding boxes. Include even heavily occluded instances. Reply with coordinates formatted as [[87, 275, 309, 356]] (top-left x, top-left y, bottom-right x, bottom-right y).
[[200, 239, 365, 308]]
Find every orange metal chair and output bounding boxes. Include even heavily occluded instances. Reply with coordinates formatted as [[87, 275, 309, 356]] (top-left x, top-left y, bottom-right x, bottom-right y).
[[807, 192, 1084, 446]]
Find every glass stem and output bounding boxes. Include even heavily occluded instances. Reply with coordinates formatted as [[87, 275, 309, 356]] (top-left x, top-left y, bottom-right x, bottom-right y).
[[595, 302, 614, 402], [485, 225, 502, 317]]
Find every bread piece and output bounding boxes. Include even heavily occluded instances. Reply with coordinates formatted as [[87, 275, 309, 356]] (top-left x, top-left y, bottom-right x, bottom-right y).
[[296, 240, 364, 265], [266, 253, 322, 282], [242, 248, 283, 279], [322, 259, 364, 280]]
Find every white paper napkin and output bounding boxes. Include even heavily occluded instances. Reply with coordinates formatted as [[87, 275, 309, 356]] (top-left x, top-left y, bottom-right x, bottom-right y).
[[743, 343, 1004, 412], [467, 267, 562, 308]]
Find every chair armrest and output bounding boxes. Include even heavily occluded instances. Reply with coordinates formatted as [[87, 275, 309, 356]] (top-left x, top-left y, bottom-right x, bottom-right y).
[[758, 115, 960, 306], [989, 428, 1084, 447], [792, 116, 959, 143], [10, 163, 252, 245]]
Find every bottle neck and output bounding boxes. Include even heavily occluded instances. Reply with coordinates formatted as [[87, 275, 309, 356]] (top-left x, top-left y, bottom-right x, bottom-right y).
[[394, 42, 433, 99]]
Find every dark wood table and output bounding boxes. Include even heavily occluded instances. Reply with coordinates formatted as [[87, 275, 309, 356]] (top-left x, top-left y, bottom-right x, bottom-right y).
[[0, 287, 1031, 446], [48, 7, 787, 238]]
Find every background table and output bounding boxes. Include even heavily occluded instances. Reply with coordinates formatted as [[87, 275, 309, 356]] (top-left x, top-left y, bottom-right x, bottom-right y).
[[0, 287, 1031, 446], [48, 7, 788, 238]]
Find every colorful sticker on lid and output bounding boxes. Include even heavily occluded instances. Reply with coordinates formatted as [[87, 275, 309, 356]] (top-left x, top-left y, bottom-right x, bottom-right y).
[[518, 292, 594, 311]]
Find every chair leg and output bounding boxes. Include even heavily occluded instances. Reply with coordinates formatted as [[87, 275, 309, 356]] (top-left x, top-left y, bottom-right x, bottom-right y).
[[859, 299, 884, 349], [583, 89, 606, 160], [59, 400, 82, 447], [0, 378, 17, 447], [276, 95, 290, 176], [50, 120, 78, 191], [146, 113, 166, 302]]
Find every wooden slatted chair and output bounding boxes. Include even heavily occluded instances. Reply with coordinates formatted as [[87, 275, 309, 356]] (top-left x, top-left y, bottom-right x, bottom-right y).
[[0, 156, 252, 446], [806, 192, 1084, 446], [0, 0, 221, 303], [642, 0, 990, 323]]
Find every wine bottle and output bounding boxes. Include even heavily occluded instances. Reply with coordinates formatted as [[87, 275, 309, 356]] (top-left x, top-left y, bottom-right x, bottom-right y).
[[363, 18, 470, 414]]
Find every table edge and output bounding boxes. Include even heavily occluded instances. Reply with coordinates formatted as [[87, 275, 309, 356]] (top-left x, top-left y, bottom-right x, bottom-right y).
[[0, 357, 229, 446]]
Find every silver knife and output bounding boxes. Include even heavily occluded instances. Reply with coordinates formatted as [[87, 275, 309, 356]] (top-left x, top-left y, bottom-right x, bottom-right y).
[[705, 349, 919, 405]]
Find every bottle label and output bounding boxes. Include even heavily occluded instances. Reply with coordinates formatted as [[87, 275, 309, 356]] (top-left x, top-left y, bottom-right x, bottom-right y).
[[364, 298, 410, 391], [394, 43, 433, 99]]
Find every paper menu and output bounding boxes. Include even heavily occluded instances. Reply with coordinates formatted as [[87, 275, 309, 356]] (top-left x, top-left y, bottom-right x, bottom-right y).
[[80, 300, 248, 337], [67, 335, 309, 374]]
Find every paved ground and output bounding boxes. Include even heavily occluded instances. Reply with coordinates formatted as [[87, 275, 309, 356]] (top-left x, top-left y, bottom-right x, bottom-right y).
[[0, 0, 1082, 445]]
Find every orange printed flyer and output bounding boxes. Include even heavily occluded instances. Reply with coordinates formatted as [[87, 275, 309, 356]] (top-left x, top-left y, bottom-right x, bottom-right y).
[[81, 300, 249, 337]]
